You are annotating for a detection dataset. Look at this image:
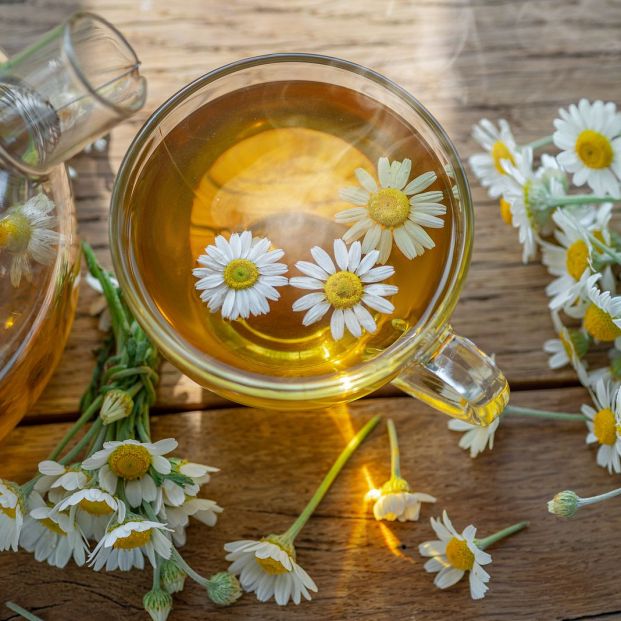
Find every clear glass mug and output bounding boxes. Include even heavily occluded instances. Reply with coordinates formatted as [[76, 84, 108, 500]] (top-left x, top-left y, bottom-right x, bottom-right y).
[[110, 54, 508, 426]]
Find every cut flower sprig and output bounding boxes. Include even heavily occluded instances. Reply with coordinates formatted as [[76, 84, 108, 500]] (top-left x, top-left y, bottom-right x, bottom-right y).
[[548, 486, 621, 518], [367, 419, 436, 522], [0, 243, 240, 620], [419, 510, 528, 600], [224, 415, 380, 606]]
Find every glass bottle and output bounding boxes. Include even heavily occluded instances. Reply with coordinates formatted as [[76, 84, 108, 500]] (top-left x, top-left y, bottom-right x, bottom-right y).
[[0, 12, 146, 441]]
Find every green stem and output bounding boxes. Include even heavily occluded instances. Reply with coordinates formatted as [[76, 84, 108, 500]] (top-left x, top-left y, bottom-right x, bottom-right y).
[[59, 419, 104, 465], [587, 232, 621, 264], [170, 549, 209, 588], [476, 521, 529, 550], [5, 602, 44, 621], [282, 415, 380, 544], [526, 135, 553, 150], [387, 419, 401, 479], [548, 195, 621, 208], [47, 395, 103, 461], [153, 556, 162, 590], [504, 405, 587, 421], [580, 487, 621, 507]]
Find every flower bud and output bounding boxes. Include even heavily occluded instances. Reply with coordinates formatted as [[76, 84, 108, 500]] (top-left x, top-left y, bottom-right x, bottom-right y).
[[548, 490, 580, 518], [100, 389, 133, 425], [143, 588, 173, 621], [206, 571, 242, 606], [160, 559, 187, 594]]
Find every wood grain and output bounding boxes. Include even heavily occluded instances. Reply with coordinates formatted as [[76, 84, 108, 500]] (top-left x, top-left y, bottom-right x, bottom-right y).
[[1, 390, 620, 621], [0, 0, 617, 417]]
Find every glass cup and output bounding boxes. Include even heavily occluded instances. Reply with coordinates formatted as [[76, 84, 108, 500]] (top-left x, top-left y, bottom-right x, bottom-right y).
[[110, 54, 508, 426]]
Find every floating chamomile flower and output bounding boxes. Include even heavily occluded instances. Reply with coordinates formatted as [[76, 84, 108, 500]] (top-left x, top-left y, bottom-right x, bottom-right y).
[[336, 157, 446, 263], [554, 99, 621, 197], [469, 119, 519, 198], [290, 239, 398, 341], [20, 492, 88, 568], [225, 537, 318, 606], [582, 274, 621, 345], [55, 487, 126, 541], [193, 231, 288, 320], [89, 517, 173, 571], [582, 378, 621, 474], [0, 479, 25, 552], [83, 438, 177, 508], [447, 417, 500, 458], [0, 193, 61, 287]]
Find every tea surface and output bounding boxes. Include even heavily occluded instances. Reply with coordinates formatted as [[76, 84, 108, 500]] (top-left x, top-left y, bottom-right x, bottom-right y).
[[130, 81, 455, 378]]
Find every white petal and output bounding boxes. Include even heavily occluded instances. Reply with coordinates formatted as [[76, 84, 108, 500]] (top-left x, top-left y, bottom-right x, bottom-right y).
[[330, 309, 345, 340], [334, 239, 349, 270], [310, 246, 336, 274]]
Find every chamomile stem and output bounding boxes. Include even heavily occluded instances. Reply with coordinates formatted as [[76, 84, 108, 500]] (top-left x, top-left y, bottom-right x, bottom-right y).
[[387, 418, 401, 479], [4, 602, 43, 621], [47, 395, 103, 461], [60, 418, 104, 465], [504, 405, 587, 421], [526, 135, 553, 150], [170, 549, 209, 588], [549, 195, 621, 207], [580, 487, 621, 506], [588, 232, 621, 264], [477, 521, 529, 550], [282, 415, 381, 544], [153, 557, 162, 590]]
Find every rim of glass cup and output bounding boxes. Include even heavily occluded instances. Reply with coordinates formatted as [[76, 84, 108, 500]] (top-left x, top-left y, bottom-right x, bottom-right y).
[[110, 53, 473, 403]]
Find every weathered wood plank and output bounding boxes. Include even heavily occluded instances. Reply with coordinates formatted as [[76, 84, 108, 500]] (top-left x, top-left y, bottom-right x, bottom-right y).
[[1, 390, 618, 620]]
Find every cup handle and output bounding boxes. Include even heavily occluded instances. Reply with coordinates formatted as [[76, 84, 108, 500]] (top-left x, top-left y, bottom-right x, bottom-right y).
[[391, 325, 509, 426]]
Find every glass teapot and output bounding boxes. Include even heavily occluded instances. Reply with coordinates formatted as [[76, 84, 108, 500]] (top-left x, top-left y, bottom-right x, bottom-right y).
[[0, 12, 146, 441]]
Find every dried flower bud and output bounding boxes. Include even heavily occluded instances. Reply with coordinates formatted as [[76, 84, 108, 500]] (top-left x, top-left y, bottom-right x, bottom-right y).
[[160, 559, 187, 594], [548, 490, 579, 518], [143, 588, 173, 621], [206, 571, 242, 606], [100, 389, 133, 425]]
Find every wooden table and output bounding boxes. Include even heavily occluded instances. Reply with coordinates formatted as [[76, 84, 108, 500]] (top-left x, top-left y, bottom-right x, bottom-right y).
[[2, 1, 621, 619]]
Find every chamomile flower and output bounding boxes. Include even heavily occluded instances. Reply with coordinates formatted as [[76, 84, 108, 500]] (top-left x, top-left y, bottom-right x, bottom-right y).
[[0, 479, 25, 552], [225, 536, 318, 605], [20, 492, 88, 568], [0, 193, 61, 287], [37, 460, 91, 492], [502, 148, 560, 263], [447, 417, 501, 458], [368, 419, 436, 522], [55, 487, 126, 541], [582, 378, 621, 474], [582, 274, 621, 345], [543, 311, 590, 379], [161, 458, 219, 506], [82, 438, 177, 508], [554, 99, 621, 196], [469, 119, 519, 198], [89, 518, 173, 571], [418, 511, 492, 600], [336, 157, 446, 263], [290, 239, 398, 341], [193, 231, 288, 320], [161, 497, 223, 547]]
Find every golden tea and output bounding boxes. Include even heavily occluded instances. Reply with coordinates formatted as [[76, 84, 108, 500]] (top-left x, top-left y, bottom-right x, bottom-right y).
[[129, 80, 454, 378]]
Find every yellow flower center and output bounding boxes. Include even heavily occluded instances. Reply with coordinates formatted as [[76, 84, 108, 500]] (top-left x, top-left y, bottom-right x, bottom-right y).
[[79, 498, 114, 516], [583, 303, 621, 342], [367, 188, 410, 228], [223, 258, 259, 290], [491, 141, 515, 175], [41, 518, 67, 536], [445, 537, 475, 571], [576, 129, 614, 169], [0, 505, 16, 519], [499, 198, 512, 225], [0, 214, 32, 252], [108, 445, 152, 480], [324, 271, 364, 309], [565, 240, 589, 280], [593, 408, 617, 446], [255, 538, 295, 575], [113, 528, 152, 549]]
